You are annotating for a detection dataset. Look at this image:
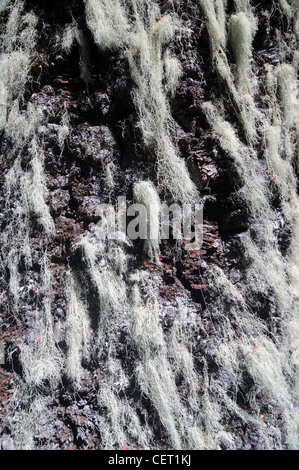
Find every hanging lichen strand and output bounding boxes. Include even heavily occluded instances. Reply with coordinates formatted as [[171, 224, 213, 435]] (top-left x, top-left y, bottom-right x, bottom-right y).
[[1, 0, 299, 451], [0, 2, 62, 449], [83, 0, 299, 450], [85, 0, 198, 204], [201, 0, 299, 449]]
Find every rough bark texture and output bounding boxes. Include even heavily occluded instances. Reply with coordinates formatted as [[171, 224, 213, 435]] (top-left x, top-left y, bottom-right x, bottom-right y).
[[0, 0, 299, 450]]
